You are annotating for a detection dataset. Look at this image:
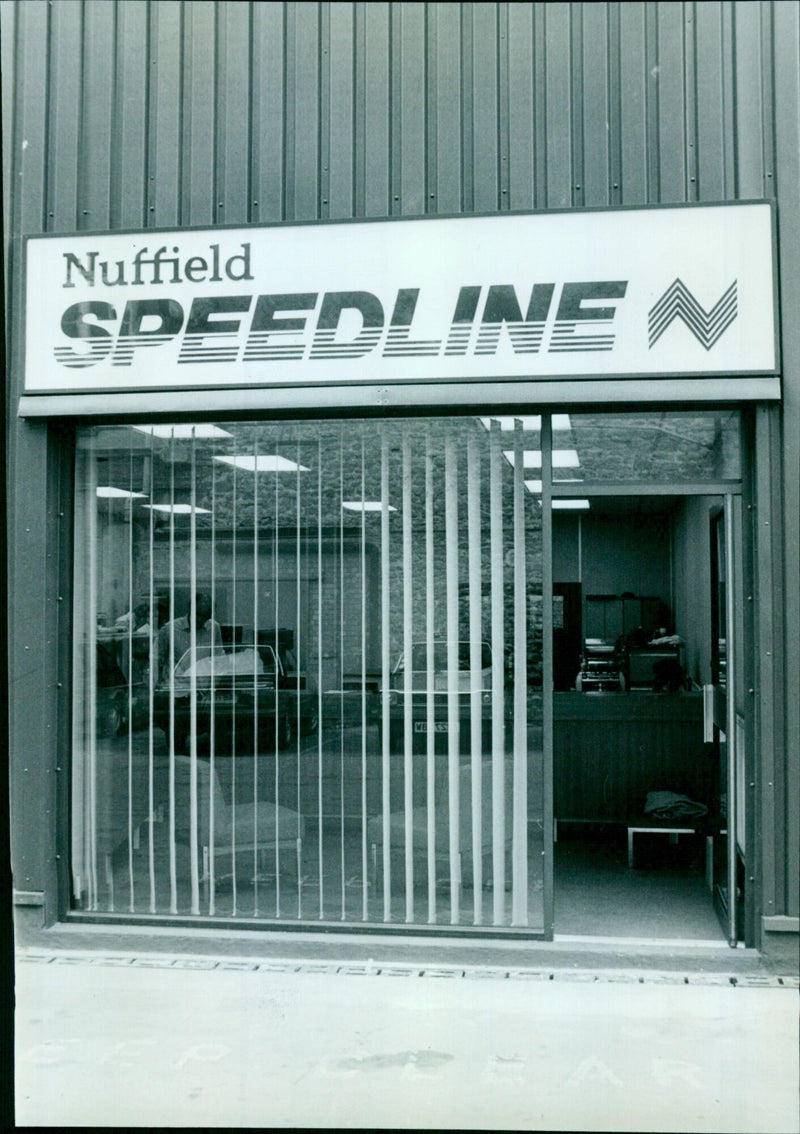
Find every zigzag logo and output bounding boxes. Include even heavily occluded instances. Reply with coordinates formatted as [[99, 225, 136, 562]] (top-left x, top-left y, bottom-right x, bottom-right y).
[[648, 278, 737, 350]]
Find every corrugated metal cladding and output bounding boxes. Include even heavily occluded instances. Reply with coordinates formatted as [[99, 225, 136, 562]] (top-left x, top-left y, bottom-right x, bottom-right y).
[[0, 0, 783, 238], [2, 0, 799, 930]]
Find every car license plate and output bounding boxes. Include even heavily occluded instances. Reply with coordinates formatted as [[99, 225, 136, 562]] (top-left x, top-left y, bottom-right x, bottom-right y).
[[414, 721, 448, 733]]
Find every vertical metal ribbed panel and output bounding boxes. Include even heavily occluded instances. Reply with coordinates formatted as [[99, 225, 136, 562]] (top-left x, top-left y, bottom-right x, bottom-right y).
[[5, 0, 785, 243], [2, 0, 798, 922]]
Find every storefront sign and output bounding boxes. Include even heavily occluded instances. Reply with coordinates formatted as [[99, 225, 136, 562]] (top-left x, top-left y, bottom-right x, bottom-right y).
[[22, 203, 778, 404]]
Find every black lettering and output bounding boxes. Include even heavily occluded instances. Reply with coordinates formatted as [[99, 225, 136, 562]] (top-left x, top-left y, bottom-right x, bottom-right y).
[[452, 286, 482, 324], [384, 288, 441, 357], [477, 284, 555, 356], [100, 261, 127, 287], [114, 299, 184, 366], [317, 291, 384, 330], [556, 281, 628, 322], [250, 293, 317, 335], [525, 283, 556, 323], [389, 288, 420, 326], [185, 295, 253, 336], [225, 243, 253, 282], [62, 252, 98, 288], [184, 257, 208, 282], [54, 301, 116, 367], [60, 300, 116, 339], [482, 285, 524, 325], [119, 298, 184, 338]]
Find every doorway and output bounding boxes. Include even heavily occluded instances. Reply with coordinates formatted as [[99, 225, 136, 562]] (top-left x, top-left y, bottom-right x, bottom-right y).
[[551, 489, 742, 944]]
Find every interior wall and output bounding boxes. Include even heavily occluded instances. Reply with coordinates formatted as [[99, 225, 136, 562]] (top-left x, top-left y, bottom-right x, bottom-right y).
[[552, 513, 581, 583], [578, 511, 671, 605], [671, 497, 719, 687]]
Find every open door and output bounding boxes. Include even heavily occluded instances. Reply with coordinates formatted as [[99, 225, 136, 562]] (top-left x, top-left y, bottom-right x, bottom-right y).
[[709, 500, 744, 945]]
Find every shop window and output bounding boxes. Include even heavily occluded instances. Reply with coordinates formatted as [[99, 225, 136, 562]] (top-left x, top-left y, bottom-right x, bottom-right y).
[[71, 417, 544, 930]]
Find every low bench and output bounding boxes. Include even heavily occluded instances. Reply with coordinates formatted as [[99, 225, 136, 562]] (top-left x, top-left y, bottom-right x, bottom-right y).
[[627, 819, 716, 890]]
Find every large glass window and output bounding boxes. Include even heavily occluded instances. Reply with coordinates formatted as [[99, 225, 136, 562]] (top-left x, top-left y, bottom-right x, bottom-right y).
[[71, 416, 545, 930]]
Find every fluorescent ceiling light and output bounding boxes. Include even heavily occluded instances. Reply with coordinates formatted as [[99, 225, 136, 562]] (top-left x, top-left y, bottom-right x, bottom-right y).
[[552, 499, 590, 510], [96, 486, 147, 499], [132, 424, 233, 439], [503, 449, 580, 468], [341, 501, 397, 512], [142, 503, 211, 515], [212, 455, 309, 472], [480, 414, 572, 431]]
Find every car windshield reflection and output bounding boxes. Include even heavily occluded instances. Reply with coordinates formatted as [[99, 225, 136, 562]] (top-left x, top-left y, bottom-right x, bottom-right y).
[[173, 645, 275, 680]]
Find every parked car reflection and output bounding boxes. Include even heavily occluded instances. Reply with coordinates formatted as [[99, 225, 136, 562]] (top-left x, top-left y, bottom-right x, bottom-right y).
[[386, 641, 495, 755], [154, 644, 318, 754]]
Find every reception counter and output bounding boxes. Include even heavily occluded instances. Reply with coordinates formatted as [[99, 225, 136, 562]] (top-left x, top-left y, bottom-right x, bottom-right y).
[[553, 691, 705, 823]]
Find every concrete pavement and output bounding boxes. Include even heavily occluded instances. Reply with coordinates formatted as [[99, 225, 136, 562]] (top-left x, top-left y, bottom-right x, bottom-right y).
[[14, 948, 799, 1130]]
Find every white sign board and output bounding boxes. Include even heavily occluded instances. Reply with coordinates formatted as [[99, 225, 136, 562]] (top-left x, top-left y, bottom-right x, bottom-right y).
[[22, 203, 777, 403]]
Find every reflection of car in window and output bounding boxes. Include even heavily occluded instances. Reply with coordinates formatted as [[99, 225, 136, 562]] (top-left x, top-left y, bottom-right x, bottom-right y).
[[391, 641, 493, 692], [385, 641, 495, 754], [154, 644, 317, 754]]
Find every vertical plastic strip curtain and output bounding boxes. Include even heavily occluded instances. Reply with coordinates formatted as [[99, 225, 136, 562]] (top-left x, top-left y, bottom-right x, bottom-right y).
[[467, 434, 483, 923], [380, 429, 392, 920], [147, 431, 157, 914], [490, 421, 507, 920], [402, 434, 414, 920], [72, 418, 536, 928], [512, 420, 529, 925], [444, 434, 461, 922], [425, 430, 437, 924], [207, 450, 217, 915]]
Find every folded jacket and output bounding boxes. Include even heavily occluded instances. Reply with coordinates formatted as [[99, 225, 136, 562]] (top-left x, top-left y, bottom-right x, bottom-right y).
[[643, 790, 708, 820]]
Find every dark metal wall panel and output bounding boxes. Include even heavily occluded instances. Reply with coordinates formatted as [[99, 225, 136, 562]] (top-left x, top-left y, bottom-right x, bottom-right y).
[[217, 3, 252, 226], [251, 1, 286, 223], [395, 1, 427, 217], [149, 0, 184, 226], [734, 2, 767, 197], [695, 2, 728, 200], [289, 1, 320, 221], [773, 0, 800, 921], [430, 3, 462, 214], [362, 3, 390, 218], [655, 1, 690, 202], [327, 2, 355, 219], [619, 4, 649, 206], [581, 3, 612, 208], [182, 1, 217, 227], [543, 2, 573, 208], [115, 0, 150, 228], [470, 2, 500, 214], [507, 2, 534, 211], [81, 0, 116, 230], [47, 1, 82, 231], [0, 1, 15, 242]]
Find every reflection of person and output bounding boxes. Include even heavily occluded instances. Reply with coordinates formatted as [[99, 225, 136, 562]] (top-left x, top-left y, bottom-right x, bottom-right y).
[[99, 602, 151, 635], [157, 593, 222, 679]]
